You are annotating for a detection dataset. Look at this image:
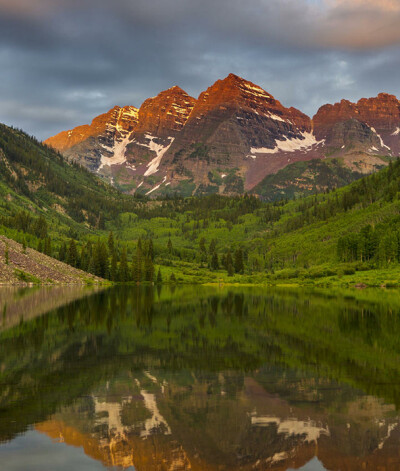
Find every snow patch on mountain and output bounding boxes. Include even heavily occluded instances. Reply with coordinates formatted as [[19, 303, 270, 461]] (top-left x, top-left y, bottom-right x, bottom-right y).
[[98, 136, 132, 170], [240, 81, 271, 99], [251, 132, 323, 155], [146, 176, 167, 195], [392, 127, 400, 136], [141, 135, 175, 176], [370, 126, 391, 151], [122, 106, 139, 118], [268, 113, 286, 123]]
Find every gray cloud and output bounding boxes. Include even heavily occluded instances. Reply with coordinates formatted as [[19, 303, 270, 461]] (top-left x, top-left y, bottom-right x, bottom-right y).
[[0, 0, 400, 139]]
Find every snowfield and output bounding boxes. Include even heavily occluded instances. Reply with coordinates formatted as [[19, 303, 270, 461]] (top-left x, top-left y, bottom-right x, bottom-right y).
[[142, 135, 175, 176], [98, 136, 132, 170], [250, 132, 324, 155]]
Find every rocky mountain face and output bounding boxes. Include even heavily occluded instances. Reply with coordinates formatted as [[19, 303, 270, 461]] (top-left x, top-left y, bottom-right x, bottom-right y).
[[313, 93, 400, 154], [45, 76, 400, 199], [117, 86, 196, 192], [45, 105, 139, 172], [162, 73, 316, 194]]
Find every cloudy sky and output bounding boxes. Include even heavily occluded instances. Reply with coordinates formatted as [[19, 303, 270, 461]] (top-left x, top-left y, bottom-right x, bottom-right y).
[[1, 0, 400, 140]]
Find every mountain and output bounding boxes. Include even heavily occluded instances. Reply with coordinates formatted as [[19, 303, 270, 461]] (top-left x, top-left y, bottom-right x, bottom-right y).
[[161, 73, 315, 195], [45, 86, 196, 193], [45, 105, 139, 172], [45, 74, 399, 199], [313, 93, 400, 149], [118, 86, 196, 193]]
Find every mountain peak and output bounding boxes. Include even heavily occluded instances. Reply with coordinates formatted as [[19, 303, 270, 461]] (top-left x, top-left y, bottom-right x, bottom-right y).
[[225, 72, 244, 82], [313, 92, 400, 150], [218, 73, 271, 96], [135, 85, 196, 136], [153, 85, 190, 98], [44, 104, 139, 154], [166, 85, 186, 93]]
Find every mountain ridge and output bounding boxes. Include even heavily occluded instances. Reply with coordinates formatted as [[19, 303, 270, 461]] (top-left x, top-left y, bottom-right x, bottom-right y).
[[45, 74, 399, 199]]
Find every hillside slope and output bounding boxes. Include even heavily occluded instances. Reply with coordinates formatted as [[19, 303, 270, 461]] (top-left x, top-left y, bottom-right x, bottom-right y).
[[0, 236, 102, 284], [0, 123, 145, 248]]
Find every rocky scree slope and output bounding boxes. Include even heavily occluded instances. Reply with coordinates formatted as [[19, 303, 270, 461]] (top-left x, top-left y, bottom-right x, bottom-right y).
[[0, 236, 103, 285]]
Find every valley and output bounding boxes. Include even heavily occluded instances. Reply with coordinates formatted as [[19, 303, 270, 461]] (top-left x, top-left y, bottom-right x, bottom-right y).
[[2, 118, 400, 287]]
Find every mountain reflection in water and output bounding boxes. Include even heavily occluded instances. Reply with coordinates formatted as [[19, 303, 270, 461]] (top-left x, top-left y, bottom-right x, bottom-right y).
[[1, 285, 400, 470]]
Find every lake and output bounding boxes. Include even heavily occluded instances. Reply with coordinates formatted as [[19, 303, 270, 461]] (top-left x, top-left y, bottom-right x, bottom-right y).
[[1, 285, 400, 470]]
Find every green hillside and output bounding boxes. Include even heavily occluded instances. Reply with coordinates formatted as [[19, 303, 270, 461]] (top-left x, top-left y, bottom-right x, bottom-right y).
[[252, 157, 367, 201], [2, 123, 400, 286]]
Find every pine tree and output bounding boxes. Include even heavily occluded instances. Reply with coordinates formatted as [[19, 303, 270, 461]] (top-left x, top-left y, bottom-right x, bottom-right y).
[[167, 238, 173, 254], [108, 231, 115, 253], [118, 247, 129, 282], [110, 250, 117, 281], [199, 237, 206, 253], [37, 239, 43, 253], [211, 251, 219, 270], [33, 216, 48, 239], [209, 239, 216, 254], [132, 243, 143, 283], [144, 255, 154, 282], [93, 241, 109, 278], [59, 242, 67, 262], [67, 239, 78, 267], [234, 248, 244, 274], [225, 250, 234, 276], [44, 236, 52, 256], [156, 267, 162, 284], [170, 272, 176, 283], [98, 213, 105, 230], [88, 255, 96, 275], [147, 238, 154, 261], [79, 245, 87, 271]]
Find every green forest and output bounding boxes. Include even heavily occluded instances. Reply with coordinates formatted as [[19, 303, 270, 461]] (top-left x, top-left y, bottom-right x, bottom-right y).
[[2, 123, 400, 286]]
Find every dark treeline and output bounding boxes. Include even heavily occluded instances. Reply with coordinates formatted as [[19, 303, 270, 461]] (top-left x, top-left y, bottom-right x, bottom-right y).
[[58, 233, 156, 282], [338, 224, 400, 266], [137, 193, 264, 224]]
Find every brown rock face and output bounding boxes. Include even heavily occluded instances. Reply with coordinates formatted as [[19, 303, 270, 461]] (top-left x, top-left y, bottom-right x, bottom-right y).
[[44, 106, 139, 171], [45, 75, 399, 197], [161, 73, 316, 190], [107, 86, 197, 186], [135, 86, 196, 137], [313, 93, 400, 154], [169, 73, 311, 150], [45, 106, 139, 153]]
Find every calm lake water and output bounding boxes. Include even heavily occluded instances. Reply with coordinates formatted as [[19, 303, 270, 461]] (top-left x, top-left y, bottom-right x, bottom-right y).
[[1, 285, 400, 470]]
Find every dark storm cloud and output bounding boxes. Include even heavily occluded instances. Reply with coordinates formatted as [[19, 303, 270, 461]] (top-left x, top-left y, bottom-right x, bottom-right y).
[[0, 0, 400, 139]]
